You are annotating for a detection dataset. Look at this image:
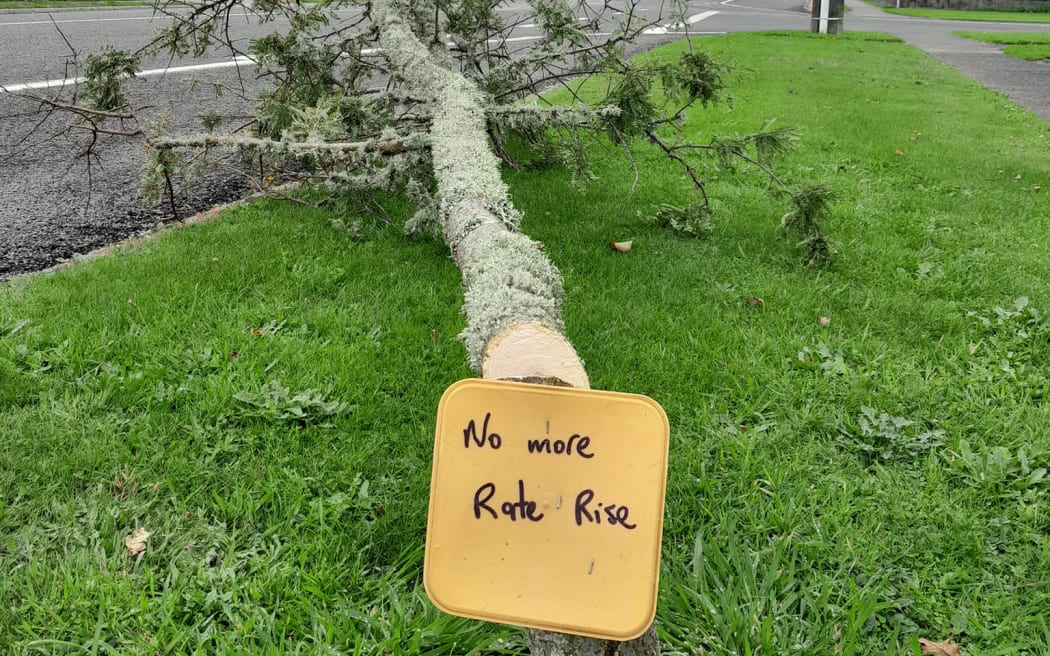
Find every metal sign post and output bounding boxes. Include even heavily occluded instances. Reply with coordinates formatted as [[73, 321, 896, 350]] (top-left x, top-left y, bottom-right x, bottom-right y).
[[810, 0, 845, 34]]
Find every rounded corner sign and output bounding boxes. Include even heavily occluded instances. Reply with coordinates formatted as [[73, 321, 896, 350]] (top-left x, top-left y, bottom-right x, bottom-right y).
[[423, 378, 670, 640]]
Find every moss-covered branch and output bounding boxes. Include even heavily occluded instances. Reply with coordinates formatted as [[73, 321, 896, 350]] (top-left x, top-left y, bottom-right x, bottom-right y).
[[150, 133, 428, 157], [372, 0, 575, 371]]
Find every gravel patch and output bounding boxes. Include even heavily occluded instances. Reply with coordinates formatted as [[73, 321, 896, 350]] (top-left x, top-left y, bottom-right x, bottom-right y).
[[1, 68, 264, 282]]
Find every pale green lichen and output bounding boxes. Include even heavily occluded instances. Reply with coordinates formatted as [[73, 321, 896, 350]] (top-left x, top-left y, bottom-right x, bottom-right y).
[[373, 0, 570, 367], [459, 231, 564, 368], [404, 190, 442, 237]]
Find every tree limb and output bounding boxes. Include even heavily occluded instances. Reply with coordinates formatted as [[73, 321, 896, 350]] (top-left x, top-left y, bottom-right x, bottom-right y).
[[150, 133, 427, 157]]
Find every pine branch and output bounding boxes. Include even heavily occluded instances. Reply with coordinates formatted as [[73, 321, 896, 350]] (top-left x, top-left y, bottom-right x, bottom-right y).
[[150, 133, 429, 157]]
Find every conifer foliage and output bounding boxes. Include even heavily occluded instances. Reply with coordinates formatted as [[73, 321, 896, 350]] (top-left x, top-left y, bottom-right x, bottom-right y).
[[49, 0, 828, 265]]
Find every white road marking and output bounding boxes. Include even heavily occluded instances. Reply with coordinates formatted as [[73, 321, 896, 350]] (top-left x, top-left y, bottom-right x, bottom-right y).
[[643, 10, 718, 35], [1, 55, 256, 93], [686, 11, 721, 24], [514, 15, 590, 28], [0, 13, 254, 27], [1, 76, 85, 93], [495, 30, 724, 44], [1, 15, 159, 27], [2, 10, 724, 93], [496, 0, 608, 9], [0, 7, 359, 27]]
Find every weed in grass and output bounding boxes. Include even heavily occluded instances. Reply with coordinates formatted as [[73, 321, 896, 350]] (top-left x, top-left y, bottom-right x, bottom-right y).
[[967, 296, 1044, 346], [948, 441, 1048, 500], [965, 296, 1050, 402], [232, 379, 350, 424], [796, 339, 852, 377], [837, 406, 945, 467]]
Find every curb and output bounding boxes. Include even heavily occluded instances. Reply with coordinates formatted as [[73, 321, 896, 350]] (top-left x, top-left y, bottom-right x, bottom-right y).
[[2, 182, 303, 286], [3, 202, 239, 285]]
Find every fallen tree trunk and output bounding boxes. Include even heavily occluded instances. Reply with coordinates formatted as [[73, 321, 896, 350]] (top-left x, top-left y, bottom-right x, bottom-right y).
[[371, 0, 586, 383], [371, 0, 659, 653]]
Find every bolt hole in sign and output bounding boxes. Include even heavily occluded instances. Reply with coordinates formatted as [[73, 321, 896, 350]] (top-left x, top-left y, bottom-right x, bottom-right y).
[[424, 379, 670, 640]]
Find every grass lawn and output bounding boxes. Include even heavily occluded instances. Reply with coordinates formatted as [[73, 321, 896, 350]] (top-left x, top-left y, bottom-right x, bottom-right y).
[[3, 30, 1050, 654], [955, 30, 1050, 59], [883, 6, 1050, 23]]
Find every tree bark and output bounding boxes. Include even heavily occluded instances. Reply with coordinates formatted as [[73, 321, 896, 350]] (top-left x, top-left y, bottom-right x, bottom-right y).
[[370, 0, 581, 377], [529, 626, 661, 656], [371, 1, 658, 652]]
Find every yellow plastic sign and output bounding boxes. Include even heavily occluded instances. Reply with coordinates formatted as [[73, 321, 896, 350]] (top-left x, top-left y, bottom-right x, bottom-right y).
[[424, 379, 670, 640]]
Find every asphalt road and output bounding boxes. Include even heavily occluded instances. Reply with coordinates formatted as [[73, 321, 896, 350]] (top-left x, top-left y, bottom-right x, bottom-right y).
[[1, 0, 1047, 280], [0, 5, 278, 279]]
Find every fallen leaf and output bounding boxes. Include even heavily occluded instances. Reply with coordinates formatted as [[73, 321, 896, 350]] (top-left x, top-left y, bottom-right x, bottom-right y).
[[124, 528, 151, 557], [610, 240, 633, 253], [895, 150, 904, 156], [919, 638, 962, 656], [230, 350, 240, 359], [747, 296, 765, 308], [819, 316, 831, 327]]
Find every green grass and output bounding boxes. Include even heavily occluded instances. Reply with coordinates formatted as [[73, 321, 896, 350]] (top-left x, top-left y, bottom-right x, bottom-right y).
[[956, 30, 1050, 43], [3, 30, 1050, 654], [1002, 42, 1050, 57], [882, 6, 1050, 23], [956, 30, 1050, 59]]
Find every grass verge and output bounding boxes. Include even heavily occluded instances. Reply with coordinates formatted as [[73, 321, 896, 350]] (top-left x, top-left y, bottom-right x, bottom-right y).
[[955, 30, 1050, 59], [2, 30, 1050, 654], [881, 6, 1050, 22]]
